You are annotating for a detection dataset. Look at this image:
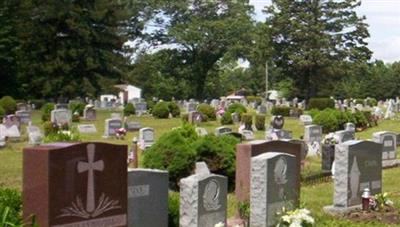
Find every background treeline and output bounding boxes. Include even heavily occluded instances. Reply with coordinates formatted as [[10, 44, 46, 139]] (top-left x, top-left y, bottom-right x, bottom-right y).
[[1, 0, 399, 101]]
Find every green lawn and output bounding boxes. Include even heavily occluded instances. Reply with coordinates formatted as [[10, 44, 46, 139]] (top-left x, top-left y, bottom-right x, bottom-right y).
[[1, 109, 400, 226]]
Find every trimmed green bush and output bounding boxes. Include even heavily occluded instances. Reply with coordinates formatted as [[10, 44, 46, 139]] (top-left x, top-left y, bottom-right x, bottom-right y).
[[0, 106, 5, 119], [146, 99, 156, 114], [227, 103, 247, 115], [271, 106, 290, 116], [241, 113, 253, 128], [255, 114, 266, 130], [308, 98, 334, 110], [41, 103, 55, 122], [142, 126, 197, 189], [366, 98, 377, 107], [0, 187, 22, 225], [313, 109, 339, 133], [168, 102, 181, 118], [168, 192, 180, 227], [246, 96, 263, 105], [152, 102, 170, 119], [353, 111, 368, 128], [69, 101, 86, 116], [220, 111, 233, 125], [0, 96, 17, 114], [123, 103, 136, 116], [197, 103, 216, 121], [192, 134, 239, 191]]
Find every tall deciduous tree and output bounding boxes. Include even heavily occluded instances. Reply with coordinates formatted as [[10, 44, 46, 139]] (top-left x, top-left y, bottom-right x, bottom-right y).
[[265, 0, 371, 99]]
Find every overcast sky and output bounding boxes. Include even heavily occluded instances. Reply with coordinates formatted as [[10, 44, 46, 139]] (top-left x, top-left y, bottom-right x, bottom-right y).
[[249, 0, 400, 63]]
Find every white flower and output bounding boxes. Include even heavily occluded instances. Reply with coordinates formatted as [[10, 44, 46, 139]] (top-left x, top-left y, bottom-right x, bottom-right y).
[[214, 222, 225, 227]]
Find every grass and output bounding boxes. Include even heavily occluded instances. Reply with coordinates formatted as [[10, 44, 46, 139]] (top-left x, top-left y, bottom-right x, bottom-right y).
[[2, 109, 400, 226]]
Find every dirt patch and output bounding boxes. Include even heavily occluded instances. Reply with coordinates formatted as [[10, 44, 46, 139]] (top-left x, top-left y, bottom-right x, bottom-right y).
[[345, 206, 400, 225]]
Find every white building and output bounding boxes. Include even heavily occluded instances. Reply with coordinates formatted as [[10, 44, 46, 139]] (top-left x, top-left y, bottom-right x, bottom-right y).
[[114, 84, 142, 104]]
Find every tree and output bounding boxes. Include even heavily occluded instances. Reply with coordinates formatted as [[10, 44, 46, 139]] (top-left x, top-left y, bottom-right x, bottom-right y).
[[265, 0, 371, 100], [138, 0, 255, 99], [16, 0, 140, 99]]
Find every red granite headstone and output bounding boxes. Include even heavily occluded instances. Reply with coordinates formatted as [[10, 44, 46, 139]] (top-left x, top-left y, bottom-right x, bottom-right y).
[[235, 140, 301, 203], [23, 142, 127, 227]]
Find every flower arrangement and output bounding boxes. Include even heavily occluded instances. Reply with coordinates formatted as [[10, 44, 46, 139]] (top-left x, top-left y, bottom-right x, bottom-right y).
[[115, 128, 127, 140], [44, 129, 81, 142], [277, 207, 315, 227], [322, 133, 338, 145], [370, 192, 394, 211]]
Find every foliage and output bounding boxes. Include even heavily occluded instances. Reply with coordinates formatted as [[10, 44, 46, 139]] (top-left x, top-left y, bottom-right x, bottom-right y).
[[69, 101, 85, 116], [192, 134, 239, 191], [227, 103, 247, 116], [197, 103, 216, 121], [271, 106, 290, 117], [44, 130, 81, 143], [142, 126, 197, 189], [43, 121, 58, 136], [313, 109, 372, 133], [181, 113, 189, 123], [246, 96, 263, 105], [30, 99, 45, 109], [71, 112, 80, 123], [0, 106, 5, 119], [0, 96, 17, 115], [241, 113, 253, 128], [123, 103, 136, 116], [168, 102, 181, 118], [353, 111, 368, 128], [255, 114, 266, 130], [220, 112, 233, 125], [308, 98, 335, 110], [168, 192, 180, 227], [277, 207, 315, 227], [41, 103, 55, 122], [371, 192, 394, 211], [366, 98, 377, 107], [152, 102, 170, 119], [0, 187, 21, 226], [237, 201, 250, 220]]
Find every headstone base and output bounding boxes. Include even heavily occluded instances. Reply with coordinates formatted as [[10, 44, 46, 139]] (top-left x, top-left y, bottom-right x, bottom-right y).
[[323, 205, 362, 216], [383, 159, 400, 168]]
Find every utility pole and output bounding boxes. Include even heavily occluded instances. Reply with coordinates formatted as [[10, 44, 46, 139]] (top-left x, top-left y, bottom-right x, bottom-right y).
[[265, 61, 268, 100]]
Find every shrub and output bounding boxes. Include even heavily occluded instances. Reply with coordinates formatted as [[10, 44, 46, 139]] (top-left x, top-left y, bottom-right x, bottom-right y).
[[308, 98, 334, 110], [353, 111, 368, 128], [0, 106, 5, 119], [146, 99, 156, 114], [168, 192, 180, 227], [290, 107, 303, 117], [220, 111, 233, 125], [142, 126, 197, 189], [123, 103, 136, 116], [68, 101, 85, 116], [227, 103, 247, 115], [0, 187, 22, 225], [241, 113, 253, 128], [30, 99, 46, 109], [0, 96, 17, 114], [43, 121, 58, 136], [354, 99, 364, 105], [41, 103, 55, 122], [197, 103, 216, 121], [168, 102, 181, 118], [313, 109, 339, 133], [152, 102, 170, 119], [255, 114, 266, 130], [271, 106, 291, 116], [181, 113, 189, 123], [192, 134, 239, 191], [246, 96, 263, 105], [366, 98, 377, 107]]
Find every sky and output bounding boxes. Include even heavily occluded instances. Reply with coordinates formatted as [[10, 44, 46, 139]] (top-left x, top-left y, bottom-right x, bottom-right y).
[[249, 0, 400, 63]]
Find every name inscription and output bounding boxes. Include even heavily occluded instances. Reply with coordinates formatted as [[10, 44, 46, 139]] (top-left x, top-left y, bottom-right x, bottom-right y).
[[52, 214, 126, 227], [128, 185, 150, 198]]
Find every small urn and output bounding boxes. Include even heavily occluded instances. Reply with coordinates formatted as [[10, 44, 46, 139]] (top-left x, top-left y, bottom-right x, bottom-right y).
[[362, 188, 371, 211]]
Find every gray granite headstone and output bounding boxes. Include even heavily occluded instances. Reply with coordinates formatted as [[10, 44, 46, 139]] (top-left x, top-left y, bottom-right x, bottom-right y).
[[344, 122, 355, 132], [50, 109, 71, 126], [257, 105, 267, 114], [334, 130, 355, 144], [265, 129, 293, 141], [195, 127, 208, 136], [78, 124, 97, 134], [321, 145, 335, 173], [27, 125, 43, 145], [373, 131, 397, 161], [189, 111, 202, 125], [215, 126, 232, 136], [135, 102, 147, 115], [326, 140, 382, 211], [83, 106, 96, 120], [231, 112, 240, 124], [250, 152, 298, 227], [103, 118, 122, 138], [128, 169, 168, 227], [139, 127, 155, 150], [55, 103, 68, 110], [187, 102, 197, 113], [180, 163, 227, 227], [126, 122, 141, 131], [304, 125, 322, 156], [15, 110, 31, 124], [299, 115, 313, 125], [241, 130, 254, 141]]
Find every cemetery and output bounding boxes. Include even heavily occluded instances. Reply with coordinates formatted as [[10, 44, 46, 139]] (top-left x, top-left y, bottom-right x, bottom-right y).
[[0, 96, 400, 227], [2, 0, 400, 226]]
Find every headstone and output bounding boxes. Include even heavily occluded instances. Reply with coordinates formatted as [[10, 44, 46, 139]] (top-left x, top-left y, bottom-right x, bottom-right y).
[[128, 169, 168, 227], [23, 142, 128, 227], [126, 122, 141, 131], [334, 130, 355, 144], [83, 106, 96, 121], [78, 124, 97, 134], [241, 130, 254, 141], [235, 140, 301, 202], [271, 115, 284, 129], [51, 109, 72, 126], [299, 115, 313, 125], [265, 129, 293, 141], [214, 126, 232, 136], [139, 127, 155, 150], [55, 103, 68, 110], [180, 163, 227, 227], [321, 145, 335, 173], [344, 122, 356, 132], [186, 102, 197, 113], [231, 112, 240, 124], [17, 103, 29, 111], [304, 125, 322, 156], [372, 131, 397, 161], [3, 114, 20, 129], [195, 127, 208, 136], [5, 125, 20, 141], [324, 140, 382, 214], [250, 152, 299, 227], [15, 110, 31, 124], [257, 105, 267, 114], [189, 111, 202, 125], [27, 124, 43, 145], [103, 118, 122, 138], [135, 102, 147, 115]]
